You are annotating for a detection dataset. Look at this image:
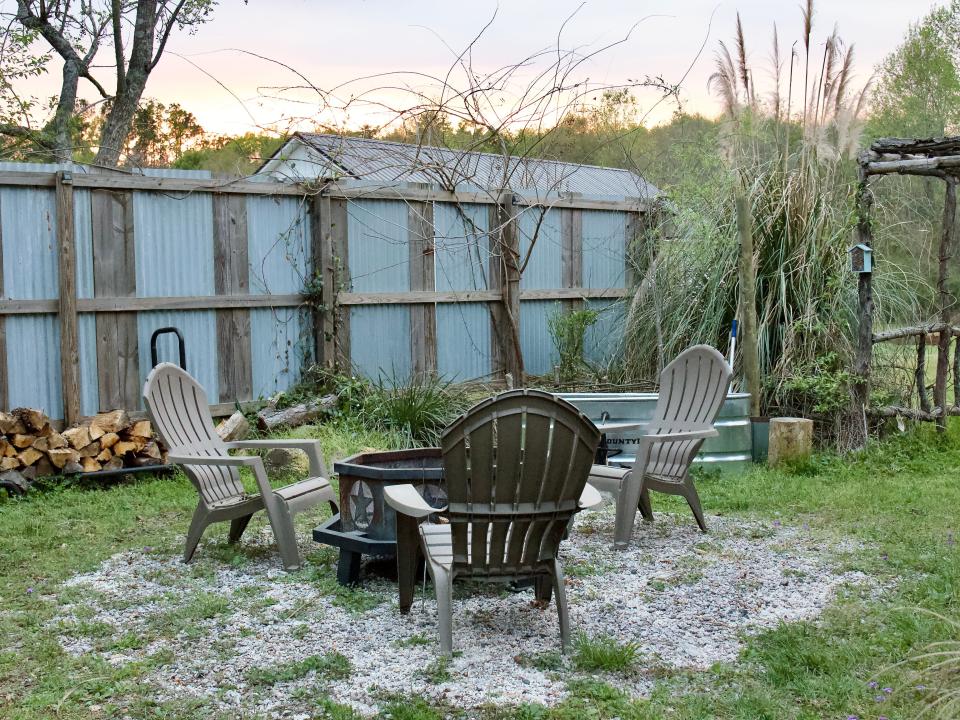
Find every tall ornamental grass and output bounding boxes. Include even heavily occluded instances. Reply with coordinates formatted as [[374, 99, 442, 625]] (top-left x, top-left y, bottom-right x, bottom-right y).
[[617, 2, 920, 437]]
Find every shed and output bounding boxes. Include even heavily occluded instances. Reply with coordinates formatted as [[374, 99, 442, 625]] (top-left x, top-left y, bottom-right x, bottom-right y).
[[256, 133, 661, 202], [257, 134, 662, 381]]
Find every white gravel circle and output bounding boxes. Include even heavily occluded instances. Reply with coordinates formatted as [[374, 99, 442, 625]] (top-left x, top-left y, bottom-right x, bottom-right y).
[[51, 506, 874, 716]]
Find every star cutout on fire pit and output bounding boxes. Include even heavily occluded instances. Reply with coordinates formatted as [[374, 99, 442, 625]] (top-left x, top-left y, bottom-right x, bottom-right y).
[[348, 481, 374, 530]]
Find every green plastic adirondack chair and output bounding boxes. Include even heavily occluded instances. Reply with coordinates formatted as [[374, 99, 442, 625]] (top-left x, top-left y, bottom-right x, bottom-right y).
[[143, 362, 338, 570], [385, 389, 602, 655], [589, 344, 732, 548]]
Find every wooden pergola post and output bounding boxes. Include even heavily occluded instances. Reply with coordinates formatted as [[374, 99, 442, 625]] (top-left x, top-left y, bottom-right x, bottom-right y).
[[934, 178, 957, 431], [852, 163, 874, 443]]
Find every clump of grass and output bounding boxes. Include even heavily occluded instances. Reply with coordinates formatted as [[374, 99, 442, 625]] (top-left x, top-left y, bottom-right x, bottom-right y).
[[394, 633, 432, 648], [246, 651, 351, 686], [515, 650, 564, 672], [418, 655, 452, 684], [572, 633, 640, 673], [308, 574, 383, 615], [885, 609, 960, 719], [548, 305, 599, 383], [360, 372, 472, 447]]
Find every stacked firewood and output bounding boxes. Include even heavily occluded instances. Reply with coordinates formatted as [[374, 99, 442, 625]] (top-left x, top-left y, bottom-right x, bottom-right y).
[[0, 408, 166, 479]]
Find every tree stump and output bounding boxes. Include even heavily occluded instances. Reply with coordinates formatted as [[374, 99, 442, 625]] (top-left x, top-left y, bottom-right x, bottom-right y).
[[767, 417, 813, 467]]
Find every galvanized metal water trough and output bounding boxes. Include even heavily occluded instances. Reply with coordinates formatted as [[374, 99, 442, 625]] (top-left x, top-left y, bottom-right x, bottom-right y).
[[556, 391, 753, 474]]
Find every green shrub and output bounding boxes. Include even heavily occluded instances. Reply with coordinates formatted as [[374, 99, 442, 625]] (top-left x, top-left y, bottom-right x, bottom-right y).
[[548, 305, 599, 383]]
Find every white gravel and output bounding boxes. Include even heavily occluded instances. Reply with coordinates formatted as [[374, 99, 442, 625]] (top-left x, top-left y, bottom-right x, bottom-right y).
[[50, 506, 876, 716]]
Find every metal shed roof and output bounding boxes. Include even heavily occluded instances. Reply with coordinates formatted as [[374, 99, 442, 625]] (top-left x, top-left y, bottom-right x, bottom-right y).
[[258, 133, 660, 201]]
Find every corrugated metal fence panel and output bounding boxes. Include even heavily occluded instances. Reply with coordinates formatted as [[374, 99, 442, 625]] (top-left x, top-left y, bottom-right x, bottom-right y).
[[518, 207, 562, 289], [247, 196, 311, 399], [6, 315, 61, 413], [582, 210, 627, 289], [133, 192, 214, 297], [247, 195, 309, 294], [350, 305, 412, 380], [0, 186, 62, 415], [1, 187, 58, 299], [250, 307, 309, 400], [137, 310, 218, 404], [433, 202, 493, 380], [433, 202, 491, 291], [347, 199, 409, 293], [73, 189, 99, 415], [584, 299, 626, 365], [520, 300, 559, 376], [436, 304, 492, 381], [347, 199, 412, 378]]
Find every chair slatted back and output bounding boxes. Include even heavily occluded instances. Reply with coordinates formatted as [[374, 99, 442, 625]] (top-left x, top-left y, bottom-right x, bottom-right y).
[[143, 363, 244, 505], [440, 389, 600, 579], [644, 345, 732, 480]]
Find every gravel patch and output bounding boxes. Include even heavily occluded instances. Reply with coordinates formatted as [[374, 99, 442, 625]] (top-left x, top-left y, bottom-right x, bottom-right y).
[[51, 507, 875, 716]]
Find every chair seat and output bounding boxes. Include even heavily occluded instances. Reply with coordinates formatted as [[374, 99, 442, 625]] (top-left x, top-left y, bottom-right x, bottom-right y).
[[274, 477, 335, 513]]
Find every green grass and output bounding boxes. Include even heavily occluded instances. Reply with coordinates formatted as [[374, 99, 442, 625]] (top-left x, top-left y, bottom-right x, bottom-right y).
[[246, 651, 352, 686], [3, 420, 960, 718], [572, 634, 640, 673]]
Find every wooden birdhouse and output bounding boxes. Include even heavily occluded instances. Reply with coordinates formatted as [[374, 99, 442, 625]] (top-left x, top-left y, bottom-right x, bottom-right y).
[[848, 243, 872, 274]]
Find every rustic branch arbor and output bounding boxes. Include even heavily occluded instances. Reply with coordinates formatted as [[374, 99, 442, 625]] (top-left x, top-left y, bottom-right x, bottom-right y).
[[854, 137, 960, 435]]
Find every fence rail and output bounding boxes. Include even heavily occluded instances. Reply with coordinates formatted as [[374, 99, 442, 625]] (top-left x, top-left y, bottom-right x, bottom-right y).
[[0, 167, 647, 423]]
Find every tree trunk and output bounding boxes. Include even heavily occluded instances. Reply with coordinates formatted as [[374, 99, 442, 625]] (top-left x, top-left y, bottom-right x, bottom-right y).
[[93, 0, 158, 166]]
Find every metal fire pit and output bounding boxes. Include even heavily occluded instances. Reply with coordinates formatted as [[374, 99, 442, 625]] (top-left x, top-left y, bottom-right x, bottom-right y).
[[312, 448, 445, 585]]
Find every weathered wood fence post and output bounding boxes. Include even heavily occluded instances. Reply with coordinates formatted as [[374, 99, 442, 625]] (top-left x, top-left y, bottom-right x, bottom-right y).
[[735, 194, 760, 417], [55, 170, 81, 426], [409, 200, 437, 377], [494, 191, 523, 383]]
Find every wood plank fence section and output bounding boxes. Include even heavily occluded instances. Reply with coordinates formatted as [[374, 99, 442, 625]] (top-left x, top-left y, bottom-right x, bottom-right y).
[[0, 169, 648, 420]]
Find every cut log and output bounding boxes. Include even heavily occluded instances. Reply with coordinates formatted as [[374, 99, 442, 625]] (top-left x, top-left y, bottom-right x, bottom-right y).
[[13, 407, 48, 433], [36, 423, 53, 438], [80, 457, 102, 473], [77, 441, 101, 458], [46, 448, 81, 469], [87, 423, 106, 442], [34, 456, 54, 478], [95, 448, 113, 463], [62, 425, 92, 450], [91, 409, 130, 434], [768, 417, 814, 467], [99, 432, 120, 449], [127, 420, 152, 438], [32, 433, 67, 452], [102, 456, 124, 471], [0, 457, 20, 471], [11, 434, 36, 449], [113, 440, 139, 456], [19, 466, 36, 481], [140, 441, 162, 459], [256, 394, 338, 432], [17, 447, 43, 466], [0, 411, 23, 435], [62, 460, 83, 475], [216, 412, 250, 442], [2, 441, 15, 458], [129, 455, 162, 467]]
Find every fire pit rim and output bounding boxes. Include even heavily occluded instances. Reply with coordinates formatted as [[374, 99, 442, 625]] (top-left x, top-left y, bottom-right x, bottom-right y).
[[333, 447, 444, 482]]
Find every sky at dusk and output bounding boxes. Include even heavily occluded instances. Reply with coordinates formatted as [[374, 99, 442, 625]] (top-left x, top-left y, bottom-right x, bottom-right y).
[[15, 0, 948, 135]]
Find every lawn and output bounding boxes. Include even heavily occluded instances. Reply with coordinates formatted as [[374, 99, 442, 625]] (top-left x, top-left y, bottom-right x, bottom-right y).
[[1, 420, 959, 719]]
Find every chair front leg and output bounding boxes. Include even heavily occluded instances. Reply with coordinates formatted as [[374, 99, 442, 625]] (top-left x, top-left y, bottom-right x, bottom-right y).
[[251, 458, 303, 571]]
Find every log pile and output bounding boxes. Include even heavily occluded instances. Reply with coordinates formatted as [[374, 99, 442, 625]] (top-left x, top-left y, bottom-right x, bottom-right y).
[[0, 408, 166, 479]]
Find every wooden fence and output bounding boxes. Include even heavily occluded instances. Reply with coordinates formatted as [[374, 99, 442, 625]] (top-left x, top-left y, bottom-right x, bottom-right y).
[[0, 168, 650, 423]]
